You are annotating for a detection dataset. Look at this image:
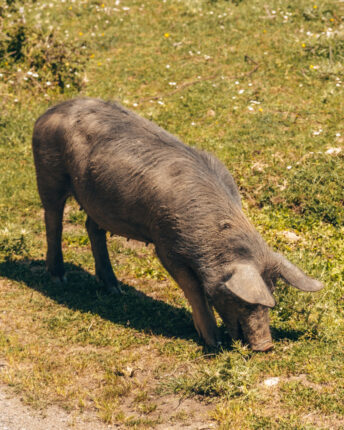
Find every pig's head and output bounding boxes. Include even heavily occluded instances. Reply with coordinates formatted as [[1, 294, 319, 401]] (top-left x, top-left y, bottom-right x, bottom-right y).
[[209, 252, 323, 351]]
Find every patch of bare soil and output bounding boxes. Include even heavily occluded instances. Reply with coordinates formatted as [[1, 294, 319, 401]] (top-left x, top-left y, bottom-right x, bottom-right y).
[[0, 384, 110, 430], [0, 384, 215, 430]]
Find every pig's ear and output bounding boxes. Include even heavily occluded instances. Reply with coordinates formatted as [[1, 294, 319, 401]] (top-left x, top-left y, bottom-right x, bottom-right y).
[[273, 252, 323, 292], [225, 264, 276, 308]]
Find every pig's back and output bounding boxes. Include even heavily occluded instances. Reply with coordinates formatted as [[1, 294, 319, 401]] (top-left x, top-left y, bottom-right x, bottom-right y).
[[34, 98, 240, 239]]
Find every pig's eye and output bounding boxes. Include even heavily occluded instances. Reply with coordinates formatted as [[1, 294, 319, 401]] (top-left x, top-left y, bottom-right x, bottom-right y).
[[219, 220, 231, 230]]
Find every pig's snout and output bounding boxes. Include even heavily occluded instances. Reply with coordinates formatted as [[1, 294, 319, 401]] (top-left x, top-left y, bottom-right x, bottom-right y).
[[234, 318, 273, 351], [238, 305, 273, 352]]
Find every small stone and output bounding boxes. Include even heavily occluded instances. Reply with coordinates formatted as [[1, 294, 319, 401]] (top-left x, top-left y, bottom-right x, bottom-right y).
[[282, 231, 301, 242]]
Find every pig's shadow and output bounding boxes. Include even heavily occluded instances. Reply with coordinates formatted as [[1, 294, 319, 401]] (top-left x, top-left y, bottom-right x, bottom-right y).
[[0, 259, 305, 347], [0, 259, 201, 343]]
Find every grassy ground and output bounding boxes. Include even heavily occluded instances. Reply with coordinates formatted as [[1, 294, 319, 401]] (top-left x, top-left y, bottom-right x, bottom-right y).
[[0, 0, 343, 428]]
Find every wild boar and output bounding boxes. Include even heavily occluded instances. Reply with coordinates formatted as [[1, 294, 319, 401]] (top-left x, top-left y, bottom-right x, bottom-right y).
[[32, 98, 323, 351]]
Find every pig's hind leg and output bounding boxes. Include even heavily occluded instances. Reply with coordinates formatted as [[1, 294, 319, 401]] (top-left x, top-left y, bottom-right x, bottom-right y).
[[85, 216, 122, 294], [36, 174, 68, 283]]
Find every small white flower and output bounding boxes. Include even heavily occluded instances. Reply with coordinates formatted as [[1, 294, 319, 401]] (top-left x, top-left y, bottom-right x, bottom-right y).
[[248, 106, 254, 111], [157, 100, 164, 105], [46, 81, 51, 86], [168, 82, 177, 86], [287, 165, 292, 170], [264, 377, 279, 387], [238, 89, 244, 94], [325, 147, 341, 155], [133, 103, 138, 107], [235, 81, 239, 85], [166, 64, 170, 69], [335, 132, 341, 137], [313, 129, 323, 136], [191, 122, 196, 126]]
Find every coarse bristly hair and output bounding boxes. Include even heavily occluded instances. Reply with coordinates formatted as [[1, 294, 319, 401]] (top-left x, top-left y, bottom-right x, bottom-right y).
[[32, 97, 323, 351], [34, 98, 278, 283]]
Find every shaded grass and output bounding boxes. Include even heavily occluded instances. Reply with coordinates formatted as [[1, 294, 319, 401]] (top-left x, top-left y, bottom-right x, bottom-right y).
[[0, 259, 197, 343]]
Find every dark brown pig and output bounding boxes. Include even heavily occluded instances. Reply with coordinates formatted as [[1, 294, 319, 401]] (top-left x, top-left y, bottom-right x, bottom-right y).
[[32, 98, 323, 351]]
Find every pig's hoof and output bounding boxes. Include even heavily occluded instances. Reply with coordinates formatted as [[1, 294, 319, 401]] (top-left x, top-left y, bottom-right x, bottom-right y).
[[98, 278, 123, 295], [107, 284, 123, 295], [251, 339, 274, 352], [51, 274, 68, 285], [203, 332, 221, 348]]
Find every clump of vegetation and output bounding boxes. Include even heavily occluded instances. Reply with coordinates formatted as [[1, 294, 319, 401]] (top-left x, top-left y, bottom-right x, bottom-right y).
[[0, 0, 88, 95], [0, 234, 28, 259], [170, 350, 258, 398]]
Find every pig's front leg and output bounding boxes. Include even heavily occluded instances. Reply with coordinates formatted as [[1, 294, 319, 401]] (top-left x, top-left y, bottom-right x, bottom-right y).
[[174, 267, 220, 346], [156, 250, 219, 346], [85, 216, 122, 294]]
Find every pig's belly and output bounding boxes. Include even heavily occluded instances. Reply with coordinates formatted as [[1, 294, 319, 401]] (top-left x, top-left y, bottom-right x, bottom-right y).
[[107, 220, 153, 244], [82, 200, 153, 244]]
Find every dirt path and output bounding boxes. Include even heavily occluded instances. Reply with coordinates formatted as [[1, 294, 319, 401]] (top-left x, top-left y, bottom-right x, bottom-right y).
[[0, 385, 216, 429], [0, 385, 115, 430]]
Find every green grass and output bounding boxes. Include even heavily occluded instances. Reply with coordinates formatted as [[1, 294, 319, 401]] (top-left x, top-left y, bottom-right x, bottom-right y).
[[0, 0, 343, 428]]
